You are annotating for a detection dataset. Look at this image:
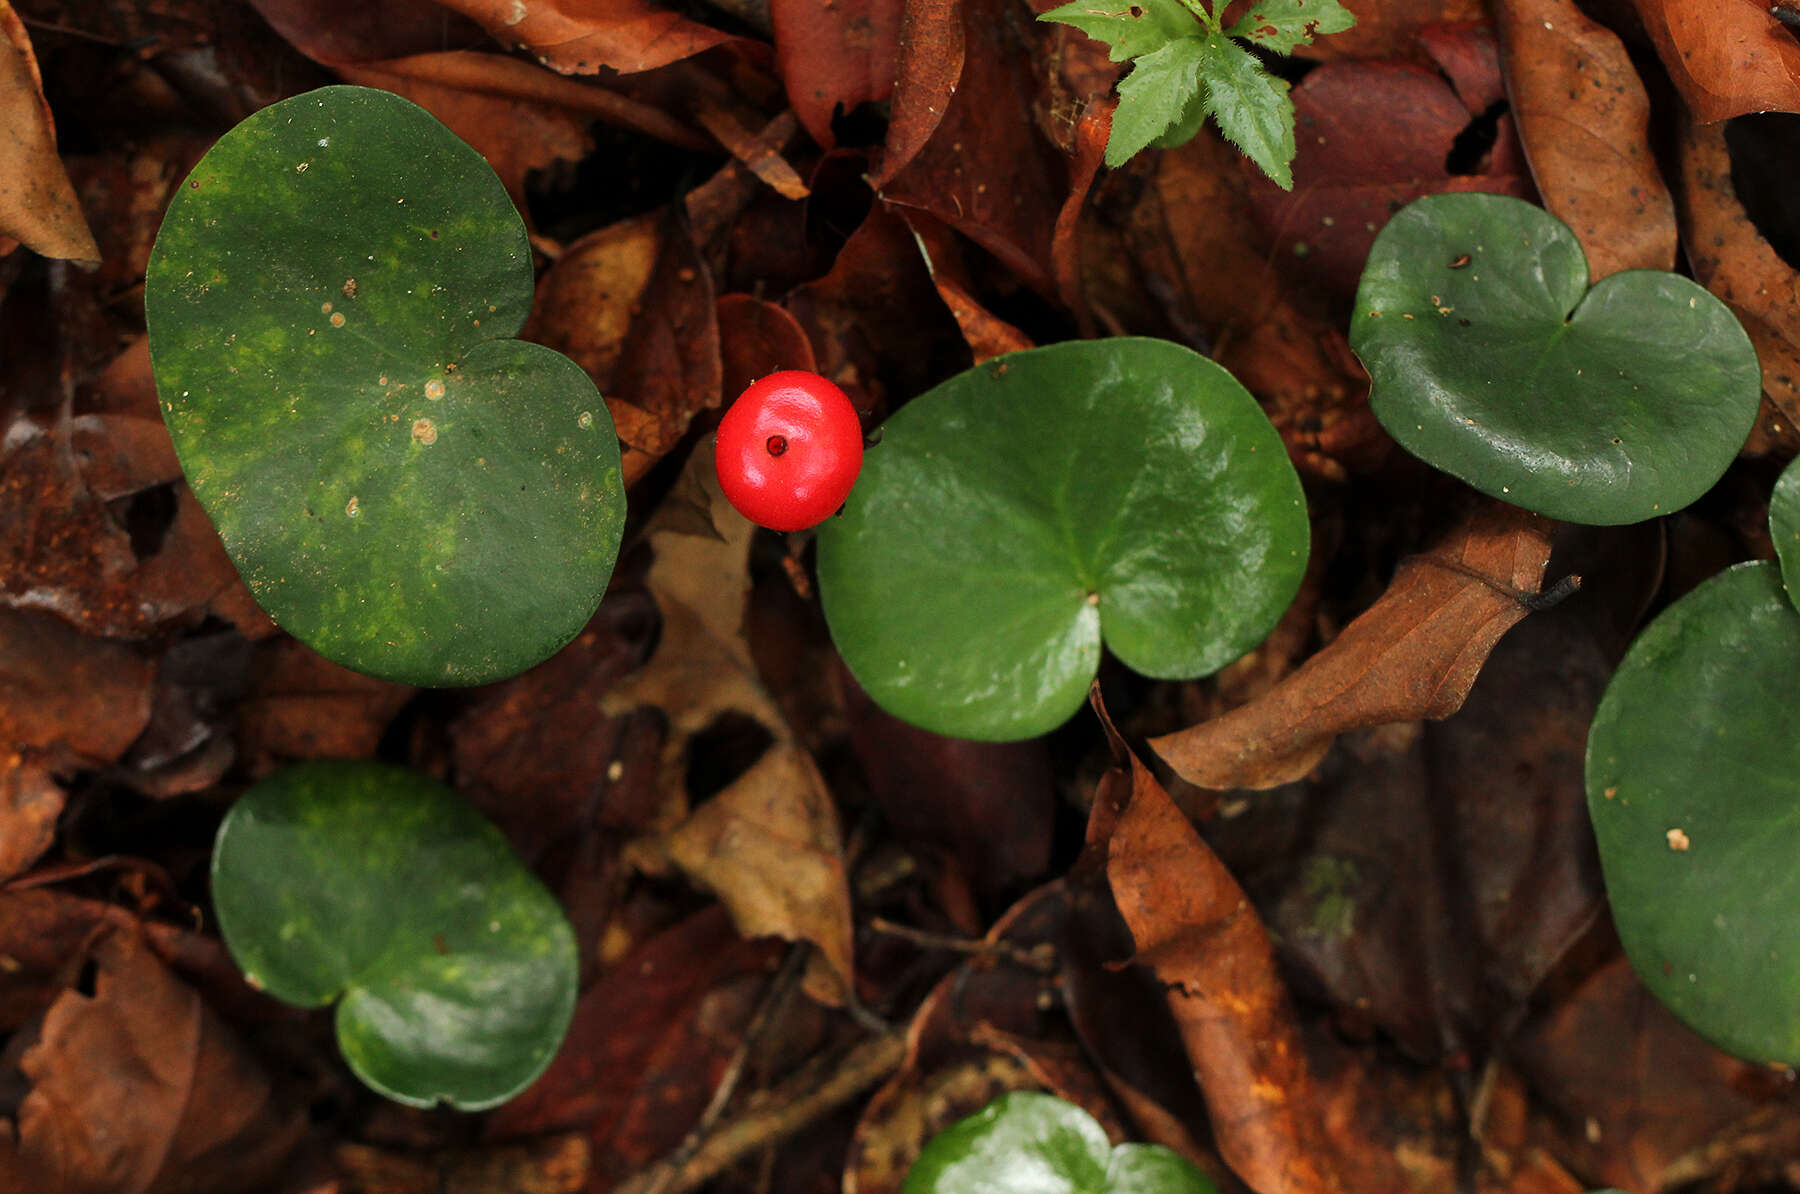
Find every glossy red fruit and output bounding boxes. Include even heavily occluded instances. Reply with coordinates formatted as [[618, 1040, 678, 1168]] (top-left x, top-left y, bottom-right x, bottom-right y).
[[715, 370, 864, 532]]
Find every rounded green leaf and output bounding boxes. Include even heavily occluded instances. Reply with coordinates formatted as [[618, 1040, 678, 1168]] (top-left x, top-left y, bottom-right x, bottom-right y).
[[211, 761, 578, 1109], [1352, 193, 1759, 526], [816, 338, 1309, 741], [146, 86, 624, 686], [902, 1093, 1218, 1194], [1585, 561, 1800, 1064], [1770, 455, 1800, 609]]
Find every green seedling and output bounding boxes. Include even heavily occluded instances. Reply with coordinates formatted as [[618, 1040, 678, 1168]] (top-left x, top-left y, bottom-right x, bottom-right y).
[[146, 85, 624, 686], [1038, 0, 1355, 184], [902, 1092, 1218, 1194], [211, 761, 578, 1109], [816, 338, 1308, 741], [1352, 192, 1760, 525]]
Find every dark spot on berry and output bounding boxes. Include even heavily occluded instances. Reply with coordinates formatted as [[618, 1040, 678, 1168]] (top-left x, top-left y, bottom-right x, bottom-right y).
[[766, 434, 788, 456]]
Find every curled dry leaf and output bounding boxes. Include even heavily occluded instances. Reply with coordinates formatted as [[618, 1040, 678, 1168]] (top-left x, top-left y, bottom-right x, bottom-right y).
[[0, 928, 303, 1194], [1679, 117, 1800, 433], [1630, 0, 1800, 122], [603, 446, 854, 1005], [871, 0, 964, 188], [436, 0, 744, 75], [1097, 743, 1345, 1194], [0, 3, 100, 264], [1151, 500, 1554, 790], [1496, 0, 1676, 280], [717, 294, 819, 399]]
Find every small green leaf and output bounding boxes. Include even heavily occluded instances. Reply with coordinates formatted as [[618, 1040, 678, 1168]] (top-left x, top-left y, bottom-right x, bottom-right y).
[[211, 761, 578, 1109], [1226, 0, 1356, 54], [902, 1093, 1219, 1194], [147, 86, 625, 686], [816, 338, 1308, 741], [1038, 0, 1199, 62], [1770, 456, 1800, 614], [1352, 193, 1760, 524], [1585, 561, 1800, 1065], [1197, 32, 1296, 189], [1107, 39, 1210, 167], [1153, 85, 1212, 150]]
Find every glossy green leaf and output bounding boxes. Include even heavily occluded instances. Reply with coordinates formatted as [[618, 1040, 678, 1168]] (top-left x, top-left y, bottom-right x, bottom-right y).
[[816, 338, 1308, 741], [1770, 455, 1800, 613], [146, 86, 624, 686], [1352, 193, 1760, 525], [902, 1093, 1218, 1194], [1585, 561, 1800, 1064], [211, 761, 578, 1109]]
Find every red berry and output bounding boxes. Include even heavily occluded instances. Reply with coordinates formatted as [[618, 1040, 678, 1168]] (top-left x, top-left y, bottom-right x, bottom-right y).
[[715, 370, 864, 532]]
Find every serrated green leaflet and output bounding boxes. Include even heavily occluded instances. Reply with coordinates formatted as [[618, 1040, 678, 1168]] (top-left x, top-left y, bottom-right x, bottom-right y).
[[1770, 456, 1800, 613], [1352, 193, 1760, 525], [211, 761, 578, 1109], [902, 1093, 1218, 1194], [816, 338, 1308, 742], [1226, 0, 1356, 55], [1037, 0, 1198, 62], [146, 86, 624, 686], [1585, 562, 1800, 1064], [1197, 32, 1295, 189], [1111, 40, 1209, 166]]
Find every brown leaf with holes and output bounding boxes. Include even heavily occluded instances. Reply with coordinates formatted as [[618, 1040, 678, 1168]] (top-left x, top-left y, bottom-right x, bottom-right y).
[[1679, 116, 1800, 434], [0, 3, 99, 264], [1497, 0, 1676, 280], [1152, 500, 1554, 790], [770, 0, 902, 149], [603, 446, 854, 1004], [1099, 745, 1347, 1194], [0, 928, 303, 1194], [1631, 0, 1800, 122]]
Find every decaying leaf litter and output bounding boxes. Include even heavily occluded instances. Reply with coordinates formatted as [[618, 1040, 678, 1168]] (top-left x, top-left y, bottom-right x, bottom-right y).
[[4, 0, 1800, 1189]]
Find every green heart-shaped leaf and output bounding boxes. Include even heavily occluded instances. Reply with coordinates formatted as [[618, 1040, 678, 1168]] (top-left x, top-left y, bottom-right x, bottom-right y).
[[1585, 561, 1800, 1064], [146, 86, 624, 686], [1352, 193, 1759, 525], [902, 1093, 1218, 1194], [816, 338, 1308, 741], [211, 761, 578, 1109]]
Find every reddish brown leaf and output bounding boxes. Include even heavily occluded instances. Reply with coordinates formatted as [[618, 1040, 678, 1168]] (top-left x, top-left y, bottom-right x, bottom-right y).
[[486, 906, 779, 1186], [1051, 99, 1112, 326], [1151, 500, 1554, 790], [0, 607, 151, 763], [235, 637, 414, 769], [435, 0, 746, 75], [1296, 0, 1486, 59], [691, 95, 811, 199], [875, 0, 1064, 294], [1679, 117, 1800, 435], [717, 294, 819, 400], [0, 758, 62, 884], [1249, 45, 1532, 305], [1101, 747, 1344, 1194], [770, 0, 903, 149], [0, 3, 99, 264], [1497, 0, 1677, 279], [1631, 0, 1800, 123], [871, 0, 964, 187], [247, 0, 488, 65], [0, 928, 303, 1194]]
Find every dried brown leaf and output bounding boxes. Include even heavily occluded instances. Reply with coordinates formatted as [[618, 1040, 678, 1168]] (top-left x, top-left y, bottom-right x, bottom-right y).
[[436, 0, 745, 74], [871, 0, 964, 187], [1101, 748, 1344, 1194], [0, 928, 302, 1194], [1497, 0, 1676, 279], [904, 211, 1034, 362], [1151, 500, 1553, 790], [0, 3, 99, 264], [1631, 0, 1800, 122], [770, 0, 903, 148]]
